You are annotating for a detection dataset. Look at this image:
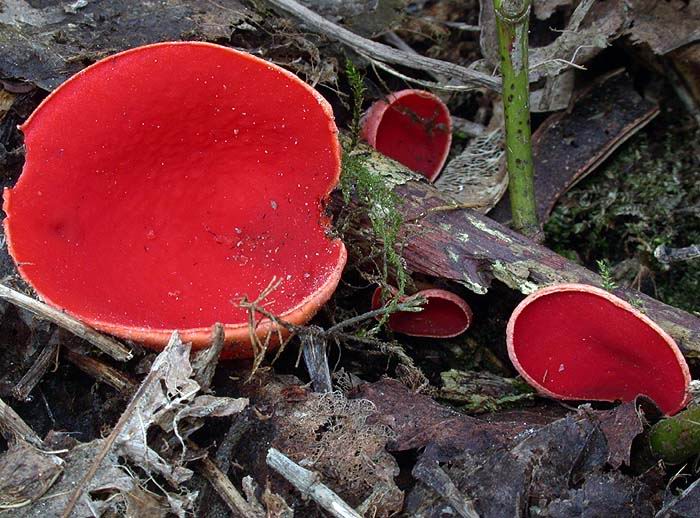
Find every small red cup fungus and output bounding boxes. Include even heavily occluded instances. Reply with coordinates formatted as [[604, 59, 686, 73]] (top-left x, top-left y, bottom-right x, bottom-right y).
[[507, 283, 691, 415], [371, 286, 472, 338], [361, 89, 451, 181], [3, 42, 347, 358]]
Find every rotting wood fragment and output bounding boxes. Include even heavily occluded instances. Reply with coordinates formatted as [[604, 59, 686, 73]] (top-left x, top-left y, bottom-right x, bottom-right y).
[[11, 329, 59, 401]]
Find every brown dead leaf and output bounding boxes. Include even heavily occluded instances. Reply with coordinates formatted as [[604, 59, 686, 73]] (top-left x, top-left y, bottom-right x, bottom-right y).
[[406, 407, 661, 517], [597, 401, 646, 469], [8, 441, 137, 518], [352, 378, 517, 457], [672, 42, 700, 104]]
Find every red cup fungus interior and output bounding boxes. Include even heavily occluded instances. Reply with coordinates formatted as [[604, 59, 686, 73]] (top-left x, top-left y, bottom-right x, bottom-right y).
[[361, 89, 451, 181], [3, 42, 346, 356], [372, 286, 472, 338], [507, 284, 690, 415]]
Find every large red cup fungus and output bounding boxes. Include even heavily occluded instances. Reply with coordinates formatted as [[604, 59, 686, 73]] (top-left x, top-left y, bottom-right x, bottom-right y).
[[3, 42, 347, 358], [361, 89, 452, 181], [371, 287, 472, 338], [507, 283, 691, 415]]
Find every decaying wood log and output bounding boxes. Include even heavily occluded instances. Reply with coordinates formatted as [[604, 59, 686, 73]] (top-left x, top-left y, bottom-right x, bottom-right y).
[[340, 147, 700, 360]]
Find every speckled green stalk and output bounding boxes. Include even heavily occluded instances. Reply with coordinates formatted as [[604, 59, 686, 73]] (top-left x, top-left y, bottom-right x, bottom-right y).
[[494, 0, 539, 238], [649, 405, 700, 464]]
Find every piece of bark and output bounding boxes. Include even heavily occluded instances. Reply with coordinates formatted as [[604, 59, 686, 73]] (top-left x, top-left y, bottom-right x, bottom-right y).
[[63, 348, 137, 394], [338, 145, 700, 360], [490, 70, 660, 223], [0, 396, 43, 447], [11, 330, 59, 401]]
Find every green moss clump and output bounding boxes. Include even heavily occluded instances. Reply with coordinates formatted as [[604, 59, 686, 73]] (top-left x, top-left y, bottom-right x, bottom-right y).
[[337, 61, 409, 324]]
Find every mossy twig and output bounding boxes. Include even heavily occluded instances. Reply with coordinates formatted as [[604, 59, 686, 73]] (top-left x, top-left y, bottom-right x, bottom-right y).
[[494, 0, 540, 238]]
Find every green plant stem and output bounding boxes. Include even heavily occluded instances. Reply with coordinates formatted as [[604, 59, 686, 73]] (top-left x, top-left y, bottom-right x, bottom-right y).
[[494, 0, 540, 238], [648, 405, 700, 464]]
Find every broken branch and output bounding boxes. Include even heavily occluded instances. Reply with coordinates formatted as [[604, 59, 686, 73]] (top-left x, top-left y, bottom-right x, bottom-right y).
[[266, 447, 362, 518], [196, 456, 265, 518], [0, 283, 132, 361], [265, 0, 501, 91]]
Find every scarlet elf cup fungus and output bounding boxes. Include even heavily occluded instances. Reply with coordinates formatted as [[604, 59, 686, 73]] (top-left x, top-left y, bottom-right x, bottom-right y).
[[371, 287, 472, 338], [361, 89, 451, 181], [3, 42, 346, 358], [506, 284, 691, 415]]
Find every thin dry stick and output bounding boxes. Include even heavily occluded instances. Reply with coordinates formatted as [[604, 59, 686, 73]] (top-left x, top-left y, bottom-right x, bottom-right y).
[[0, 283, 132, 361], [266, 448, 362, 518], [240, 292, 428, 385], [265, 0, 501, 91], [12, 332, 60, 401], [655, 244, 700, 264], [197, 457, 264, 518], [360, 50, 482, 92], [301, 329, 332, 393], [0, 396, 43, 447], [326, 297, 424, 334], [64, 349, 137, 393], [243, 296, 422, 337], [192, 323, 226, 392], [60, 332, 180, 518]]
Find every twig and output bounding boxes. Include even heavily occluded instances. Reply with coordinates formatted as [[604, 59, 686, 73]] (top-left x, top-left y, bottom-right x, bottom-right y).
[[64, 348, 137, 393], [196, 457, 264, 518], [654, 244, 700, 264], [301, 329, 332, 393], [60, 332, 180, 518], [265, 0, 501, 91], [198, 413, 253, 518], [362, 52, 482, 92], [266, 448, 362, 518], [12, 331, 60, 401], [325, 299, 423, 334], [240, 293, 428, 387], [413, 459, 480, 518], [494, 0, 540, 238], [0, 396, 43, 447], [192, 323, 226, 392], [0, 283, 132, 361], [382, 31, 449, 85]]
